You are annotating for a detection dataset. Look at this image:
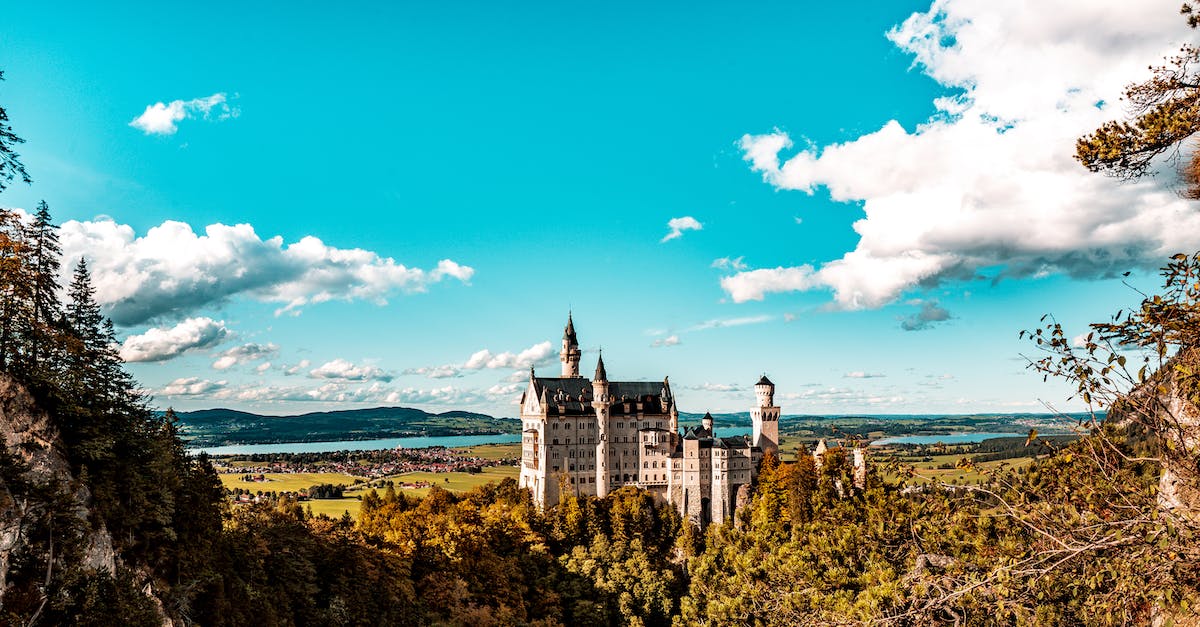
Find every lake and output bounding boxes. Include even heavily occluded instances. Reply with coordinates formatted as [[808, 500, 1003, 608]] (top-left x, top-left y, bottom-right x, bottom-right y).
[[189, 433, 522, 456], [188, 426, 757, 456], [870, 432, 1024, 446]]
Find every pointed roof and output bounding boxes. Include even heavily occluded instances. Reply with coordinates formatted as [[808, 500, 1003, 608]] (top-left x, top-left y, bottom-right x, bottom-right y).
[[594, 352, 607, 381], [757, 375, 774, 387], [564, 312, 578, 344]]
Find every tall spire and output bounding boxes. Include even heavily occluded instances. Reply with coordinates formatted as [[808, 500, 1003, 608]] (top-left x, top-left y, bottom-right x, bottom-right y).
[[560, 312, 582, 377], [594, 351, 607, 381]]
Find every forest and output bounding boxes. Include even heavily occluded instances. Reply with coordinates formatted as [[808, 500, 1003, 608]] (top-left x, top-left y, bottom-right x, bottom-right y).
[[3, 5, 1200, 624]]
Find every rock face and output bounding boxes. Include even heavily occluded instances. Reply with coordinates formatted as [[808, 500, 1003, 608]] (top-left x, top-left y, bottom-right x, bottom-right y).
[[0, 374, 115, 597]]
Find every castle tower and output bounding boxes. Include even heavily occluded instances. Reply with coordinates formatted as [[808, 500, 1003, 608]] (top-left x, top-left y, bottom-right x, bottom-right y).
[[750, 375, 780, 456], [853, 447, 867, 489], [560, 313, 582, 377], [593, 353, 611, 498]]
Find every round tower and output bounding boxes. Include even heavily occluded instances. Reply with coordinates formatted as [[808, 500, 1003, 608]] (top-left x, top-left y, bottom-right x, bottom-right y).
[[593, 353, 611, 497], [560, 313, 582, 377], [750, 375, 780, 456]]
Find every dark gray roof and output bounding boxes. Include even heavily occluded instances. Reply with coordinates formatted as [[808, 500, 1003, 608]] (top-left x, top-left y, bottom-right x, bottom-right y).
[[527, 375, 671, 416], [757, 375, 774, 386]]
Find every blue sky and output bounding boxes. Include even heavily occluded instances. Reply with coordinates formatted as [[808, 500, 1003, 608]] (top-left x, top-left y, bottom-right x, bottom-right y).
[[2, 1, 1196, 417]]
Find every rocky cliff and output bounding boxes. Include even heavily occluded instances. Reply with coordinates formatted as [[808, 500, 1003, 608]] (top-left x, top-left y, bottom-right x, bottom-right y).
[[0, 374, 114, 606]]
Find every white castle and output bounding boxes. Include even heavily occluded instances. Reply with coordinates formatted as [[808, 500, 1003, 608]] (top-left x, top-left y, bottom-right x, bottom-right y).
[[518, 315, 780, 526]]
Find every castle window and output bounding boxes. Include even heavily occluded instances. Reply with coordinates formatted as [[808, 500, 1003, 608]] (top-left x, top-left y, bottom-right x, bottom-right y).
[[553, 439, 559, 445], [617, 422, 623, 428], [553, 466, 559, 471], [656, 421, 662, 428], [565, 438, 570, 445], [569, 464, 575, 471], [643, 462, 648, 469], [553, 423, 558, 430]]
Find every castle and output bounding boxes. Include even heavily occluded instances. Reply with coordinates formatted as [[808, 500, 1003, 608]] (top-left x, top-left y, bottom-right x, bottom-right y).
[[518, 315, 781, 526]]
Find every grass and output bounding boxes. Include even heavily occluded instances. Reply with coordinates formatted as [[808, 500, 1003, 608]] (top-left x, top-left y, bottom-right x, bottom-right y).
[[219, 472, 365, 493], [225, 466, 523, 520], [372, 466, 520, 498], [878, 452, 1037, 485], [457, 443, 521, 461]]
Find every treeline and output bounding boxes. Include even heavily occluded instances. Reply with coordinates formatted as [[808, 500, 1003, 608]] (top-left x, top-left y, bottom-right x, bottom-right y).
[[307, 483, 345, 499]]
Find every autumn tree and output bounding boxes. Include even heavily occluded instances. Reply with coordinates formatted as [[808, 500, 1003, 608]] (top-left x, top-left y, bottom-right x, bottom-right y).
[[1076, 7, 1200, 196]]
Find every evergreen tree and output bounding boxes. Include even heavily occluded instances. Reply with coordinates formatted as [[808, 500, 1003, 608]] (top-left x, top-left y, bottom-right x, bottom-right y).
[[23, 200, 62, 375], [0, 70, 31, 193]]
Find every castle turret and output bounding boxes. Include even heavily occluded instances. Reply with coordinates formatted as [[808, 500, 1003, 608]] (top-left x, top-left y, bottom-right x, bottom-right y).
[[750, 375, 779, 456], [561, 312, 582, 377], [593, 353, 611, 497], [701, 412, 714, 433]]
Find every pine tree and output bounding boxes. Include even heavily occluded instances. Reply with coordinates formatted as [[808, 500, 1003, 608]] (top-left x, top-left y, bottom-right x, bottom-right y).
[[0, 70, 31, 193], [24, 201, 62, 375]]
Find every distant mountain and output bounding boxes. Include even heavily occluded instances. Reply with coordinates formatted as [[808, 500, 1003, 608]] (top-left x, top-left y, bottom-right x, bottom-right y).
[[172, 406, 518, 447]]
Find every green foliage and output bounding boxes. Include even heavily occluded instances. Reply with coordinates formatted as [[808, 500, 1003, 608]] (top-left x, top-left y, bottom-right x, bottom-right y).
[[0, 71, 30, 193]]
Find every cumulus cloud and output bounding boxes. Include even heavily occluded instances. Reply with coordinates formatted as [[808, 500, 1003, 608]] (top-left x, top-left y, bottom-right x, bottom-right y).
[[661, 216, 703, 242], [158, 377, 227, 397], [119, 317, 228, 362], [651, 335, 681, 348], [464, 341, 555, 370], [730, 0, 1200, 309], [309, 358, 393, 382], [900, 299, 952, 331], [58, 217, 474, 325], [212, 343, 279, 370], [720, 266, 819, 303], [129, 93, 238, 135], [844, 371, 886, 379]]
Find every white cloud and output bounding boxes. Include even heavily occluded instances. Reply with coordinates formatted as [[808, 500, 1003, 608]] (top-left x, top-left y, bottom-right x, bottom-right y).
[[129, 92, 238, 135], [686, 315, 774, 332], [731, 0, 1200, 309], [58, 217, 474, 325], [464, 341, 555, 370], [159, 377, 227, 397], [212, 381, 481, 406], [255, 362, 272, 373], [309, 358, 393, 382], [711, 256, 748, 271], [402, 364, 463, 379], [844, 371, 886, 379], [661, 216, 703, 242], [651, 335, 681, 348], [687, 382, 741, 392], [119, 317, 228, 362], [212, 343, 279, 370], [282, 359, 311, 376], [720, 266, 819, 303]]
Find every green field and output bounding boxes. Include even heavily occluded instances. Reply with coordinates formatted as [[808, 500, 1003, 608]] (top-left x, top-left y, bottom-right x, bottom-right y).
[[224, 465, 521, 520], [220, 471, 364, 493], [376, 466, 519, 498], [877, 450, 1037, 485], [457, 443, 521, 460]]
